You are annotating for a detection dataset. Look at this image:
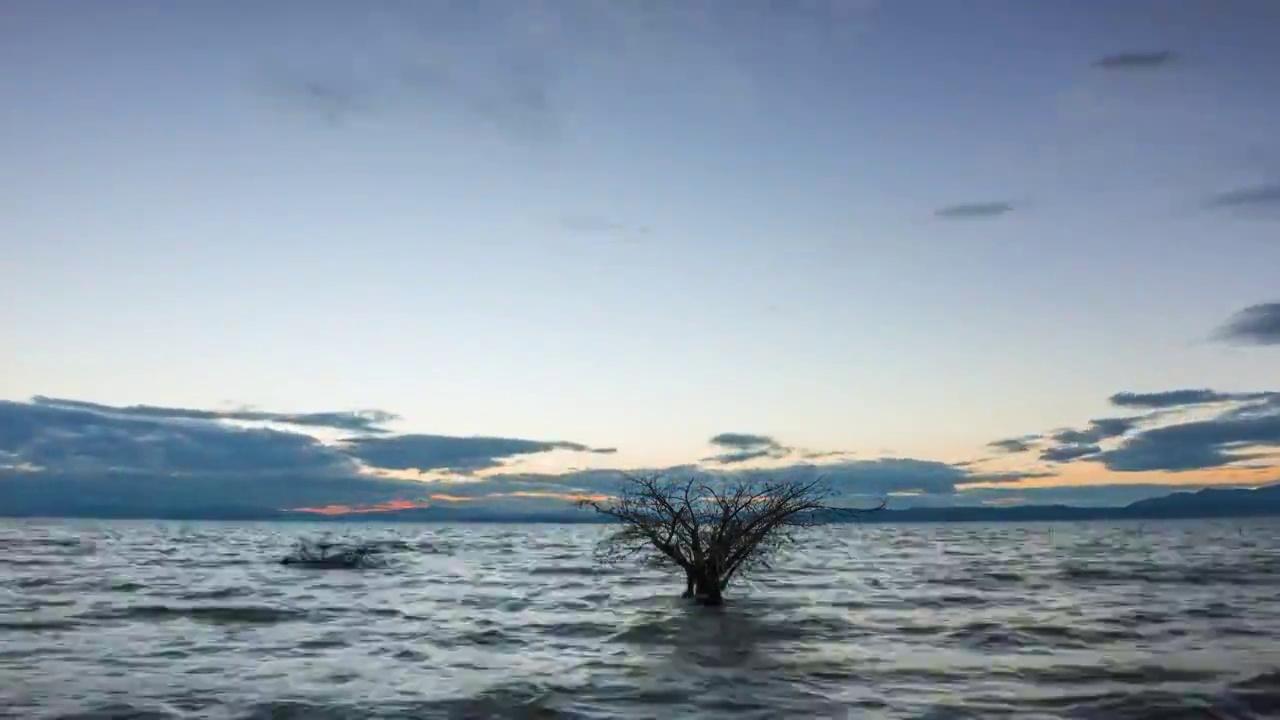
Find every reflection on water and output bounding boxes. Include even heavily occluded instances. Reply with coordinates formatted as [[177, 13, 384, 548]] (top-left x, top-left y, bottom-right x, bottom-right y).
[[1, 520, 1278, 719]]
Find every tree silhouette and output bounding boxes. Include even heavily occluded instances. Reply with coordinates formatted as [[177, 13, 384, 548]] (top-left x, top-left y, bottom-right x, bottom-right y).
[[580, 473, 884, 605]]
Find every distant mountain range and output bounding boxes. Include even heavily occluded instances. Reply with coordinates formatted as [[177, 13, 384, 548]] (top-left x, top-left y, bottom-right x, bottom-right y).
[[3, 483, 1279, 523]]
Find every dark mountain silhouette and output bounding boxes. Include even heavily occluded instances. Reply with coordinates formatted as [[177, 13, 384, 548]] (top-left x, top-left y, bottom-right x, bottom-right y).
[[1120, 483, 1280, 518], [3, 483, 1279, 523]]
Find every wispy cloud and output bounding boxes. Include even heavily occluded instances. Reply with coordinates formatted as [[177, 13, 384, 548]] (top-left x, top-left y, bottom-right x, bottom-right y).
[[1109, 389, 1272, 409], [933, 202, 1014, 220], [256, 2, 886, 144], [1091, 412, 1279, 472], [1211, 303, 1280, 346], [1204, 183, 1280, 216], [0, 396, 612, 515], [5, 383, 1278, 519], [292, 498, 436, 516], [341, 434, 616, 474], [1040, 444, 1102, 463], [1050, 417, 1140, 445], [256, 5, 568, 143], [1008, 388, 1280, 474], [31, 395, 399, 434], [1093, 51, 1178, 71], [555, 214, 653, 244], [702, 432, 793, 464], [987, 437, 1038, 454], [261, 73, 373, 126], [1031, 416, 1140, 464]]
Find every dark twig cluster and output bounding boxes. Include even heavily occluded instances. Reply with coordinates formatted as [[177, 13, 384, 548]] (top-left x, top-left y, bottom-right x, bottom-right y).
[[280, 537, 390, 569], [580, 473, 883, 605]]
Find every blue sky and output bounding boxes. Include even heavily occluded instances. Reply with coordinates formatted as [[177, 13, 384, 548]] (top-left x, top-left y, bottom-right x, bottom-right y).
[[2, 1, 1278, 515]]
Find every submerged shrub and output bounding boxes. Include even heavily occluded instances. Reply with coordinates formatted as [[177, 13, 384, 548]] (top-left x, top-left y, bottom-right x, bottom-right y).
[[280, 537, 389, 569]]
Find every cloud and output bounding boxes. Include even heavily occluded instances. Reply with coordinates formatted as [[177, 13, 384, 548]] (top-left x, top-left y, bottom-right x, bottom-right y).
[[1109, 389, 1272, 409], [263, 73, 373, 126], [962, 469, 1058, 484], [494, 457, 1050, 504], [702, 432, 793, 464], [258, 5, 568, 143], [1032, 417, 1140, 464], [729, 458, 1047, 496], [1093, 51, 1178, 70], [7, 384, 1279, 518], [709, 433, 778, 449], [1219, 394, 1280, 421], [987, 436, 1037, 454], [555, 214, 652, 244], [31, 395, 399, 434], [1091, 409, 1280, 472], [253, 2, 887, 144], [340, 434, 615, 474], [1040, 444, 1102, 463], [1204, 183, 1280, 211], [0, 399, 355, 478], [1050, 417, 1139, 445], [1023, 391, 1280, 473], [0, 396, 613, 515], [1211, 303, 1280, 346], [404, 48, 563, 143], [933, 202, 1014, 219], [292, 499, 435, 516], [987, 389, 1280, 473]]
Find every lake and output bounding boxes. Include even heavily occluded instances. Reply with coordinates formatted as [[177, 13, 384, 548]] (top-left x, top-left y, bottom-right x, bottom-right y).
[[1, 519, 1278, 719]]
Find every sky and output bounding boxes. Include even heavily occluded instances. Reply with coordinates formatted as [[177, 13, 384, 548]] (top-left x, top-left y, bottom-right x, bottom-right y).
[[2, 1, 1278, 516]]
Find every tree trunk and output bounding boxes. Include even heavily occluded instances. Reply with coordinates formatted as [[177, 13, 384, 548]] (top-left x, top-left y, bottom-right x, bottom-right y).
[[681, 570, 695, 599], [692, 568, 724, 606]]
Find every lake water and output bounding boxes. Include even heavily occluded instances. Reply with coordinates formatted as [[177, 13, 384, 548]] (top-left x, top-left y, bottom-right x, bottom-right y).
[[1, 519, 1278, 719]]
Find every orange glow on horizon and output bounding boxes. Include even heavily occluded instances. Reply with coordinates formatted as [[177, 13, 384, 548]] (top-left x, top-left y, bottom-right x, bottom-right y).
[[287, 491, 615, 516], [958, 460, 1279, 490], [505, 490, 612, 503], [291, 498, 434, 515]]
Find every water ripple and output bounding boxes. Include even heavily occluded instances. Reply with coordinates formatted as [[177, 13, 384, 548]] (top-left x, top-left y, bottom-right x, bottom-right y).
[[1, 519, 1279, 719]]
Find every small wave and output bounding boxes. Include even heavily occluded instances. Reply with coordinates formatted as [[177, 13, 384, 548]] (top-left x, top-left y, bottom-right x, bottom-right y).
[[913, 593, 989, 609], [947, 620, 1149, 651], [0, 558, 56, 567], [1227, 672, 1280, 717], [1099, 609, 1176, 626], [177, 587, 251, 600], [608, 620, 677, 645], [526, 565, 602, 577], [946, 621, 1027, 650], [48, 704, 180, 720], [418, 681, 577, 719], [1060, 561, 1273, 587], [1014, 663, 1223, 686], [451, 627, 525, 647], [13, 576, 59, 588], [1018, 623, 1146, 646], [0, 620, 79, 632], [1234, 670, 1280, 691], [1028, 688, 1251, 720], [526, 620, 617, 640], [81, 605, 303, 625], [1184, 602, 1236, 619]]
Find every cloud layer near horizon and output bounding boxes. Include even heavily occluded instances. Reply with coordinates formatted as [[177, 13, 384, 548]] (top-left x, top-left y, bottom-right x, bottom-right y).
[[2, 381, 1278, 517], [988, 388, 1280, 473]]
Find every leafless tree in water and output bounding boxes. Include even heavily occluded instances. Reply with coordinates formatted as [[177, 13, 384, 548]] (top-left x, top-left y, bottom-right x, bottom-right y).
[[579, 473, 884, 605]]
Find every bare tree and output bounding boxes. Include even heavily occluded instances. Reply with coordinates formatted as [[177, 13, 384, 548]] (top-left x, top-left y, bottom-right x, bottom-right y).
[[579, 473, 884, 606]]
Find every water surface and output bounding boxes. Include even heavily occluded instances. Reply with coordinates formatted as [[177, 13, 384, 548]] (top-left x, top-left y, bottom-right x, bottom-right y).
[[2, 519, 1278, 719]]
